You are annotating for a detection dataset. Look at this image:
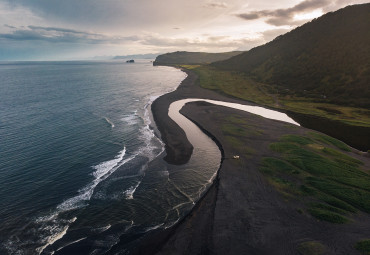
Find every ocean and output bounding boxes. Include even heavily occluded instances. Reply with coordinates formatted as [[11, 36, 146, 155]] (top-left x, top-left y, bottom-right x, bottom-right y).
[[0, 61, 220, 254]]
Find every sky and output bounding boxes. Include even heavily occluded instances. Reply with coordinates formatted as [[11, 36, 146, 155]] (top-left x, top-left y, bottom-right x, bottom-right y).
[[0, 0, 368, 60]]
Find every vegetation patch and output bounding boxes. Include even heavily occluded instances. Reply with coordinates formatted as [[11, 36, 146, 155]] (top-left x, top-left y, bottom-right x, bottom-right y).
[[297, 241, 327, 255], [179, 64, 200, 69], [188, 65, 370, 128], [317, 106, 342, 115], [221, 116, 262, 157], [309, 202, 348, 215], [281, 135, 313, 145], [321, 147, 363, 166], [260, 133, 369, 223], [221, 115, 264, 156], [308, 132, 350, 151], [307, 206, 349, 223], [355, 239, 370, 255], [193, 66, 276, 106], [307, 178, 370, 213]]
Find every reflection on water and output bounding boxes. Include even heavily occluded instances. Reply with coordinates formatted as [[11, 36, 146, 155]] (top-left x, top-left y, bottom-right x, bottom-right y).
[[169, 98, 300, 128]]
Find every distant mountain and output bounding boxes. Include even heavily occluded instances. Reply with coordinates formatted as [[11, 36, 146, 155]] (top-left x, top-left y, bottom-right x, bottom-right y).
[[213, 4, 370, 108], [113, 53, 158, 60], [153, 51, 243, 66]]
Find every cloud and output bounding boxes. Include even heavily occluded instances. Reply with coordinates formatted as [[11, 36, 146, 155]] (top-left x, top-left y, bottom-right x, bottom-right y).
[[4, 0, 232, 34], [135, 33, 263, 52], [0, 25, 138, 44], [236, 0, 331, 26], [204, 2, 228, 8], [28, 25, 93, 34], [261, 28, 291, 41], [4, 24, 16, 29], [0, 24, 263, 53]]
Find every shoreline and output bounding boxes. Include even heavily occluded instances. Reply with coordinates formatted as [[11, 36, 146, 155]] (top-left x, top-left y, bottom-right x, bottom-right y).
[[135, 66, 369, 254]]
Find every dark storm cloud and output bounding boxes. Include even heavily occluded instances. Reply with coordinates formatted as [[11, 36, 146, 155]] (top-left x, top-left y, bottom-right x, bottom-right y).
[[237, 0, 330, 25]]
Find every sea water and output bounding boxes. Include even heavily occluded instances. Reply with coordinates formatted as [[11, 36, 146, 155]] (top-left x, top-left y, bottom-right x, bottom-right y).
[[0, 61, 221, 254]]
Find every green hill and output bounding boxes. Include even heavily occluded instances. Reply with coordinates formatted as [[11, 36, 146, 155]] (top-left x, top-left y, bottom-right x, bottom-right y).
[[153, 51, 243, 66], [212, 4, 370, 108]]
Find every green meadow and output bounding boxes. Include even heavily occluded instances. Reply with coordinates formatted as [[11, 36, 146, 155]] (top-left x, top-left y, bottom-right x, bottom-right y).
[[260, 133, 369, 223], [184, 65, 370, 128]]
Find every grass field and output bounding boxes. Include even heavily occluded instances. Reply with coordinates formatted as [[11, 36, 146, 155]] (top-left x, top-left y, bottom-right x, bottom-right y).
[[259, 133, 369, 223], [220, 115, 369, 223], [355, 239, 370, 255], [183, 65, 370, 128]]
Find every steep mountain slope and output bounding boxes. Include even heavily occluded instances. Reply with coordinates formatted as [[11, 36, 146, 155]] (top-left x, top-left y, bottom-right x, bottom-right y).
[[153, 51, 243, 66], [212, 4, 370, 108]]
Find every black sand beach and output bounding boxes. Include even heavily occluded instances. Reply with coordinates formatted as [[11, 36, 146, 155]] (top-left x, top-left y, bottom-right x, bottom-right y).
[[111, 68, 370, 255]]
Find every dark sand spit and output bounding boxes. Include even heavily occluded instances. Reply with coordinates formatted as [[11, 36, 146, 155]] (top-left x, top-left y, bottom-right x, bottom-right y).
[[111, 69, 370, 255]]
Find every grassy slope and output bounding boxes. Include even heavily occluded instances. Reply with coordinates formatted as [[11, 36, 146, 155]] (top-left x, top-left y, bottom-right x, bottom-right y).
[[223, 114, 370, 224], [190, 65, 370, 128], [355, 239, 370, 255], [153, 51, 243, 66], [212, 4, 370, 108]]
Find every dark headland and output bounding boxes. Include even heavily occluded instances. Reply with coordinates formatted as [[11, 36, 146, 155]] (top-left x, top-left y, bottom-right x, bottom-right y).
[[111, 4, 370, 255]]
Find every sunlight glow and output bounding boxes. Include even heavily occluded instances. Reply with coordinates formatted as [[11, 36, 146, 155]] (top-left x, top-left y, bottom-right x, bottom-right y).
[[293, 9, 324, 21]]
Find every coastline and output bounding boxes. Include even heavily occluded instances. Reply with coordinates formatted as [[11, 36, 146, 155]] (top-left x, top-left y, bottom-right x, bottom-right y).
[[110, 67, 370, 254]]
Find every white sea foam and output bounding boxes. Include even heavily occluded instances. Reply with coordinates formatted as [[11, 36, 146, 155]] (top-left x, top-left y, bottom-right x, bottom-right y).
[[159, 170, 169, 178], [169, 179, 194, 204], [57, 147, 133, 211], [123, 180, 141, 200], [55, 237, 87, 252], [197, 166, 219, 197], [103, 117, 115, 128], [138, 95, 166, 160], [164, 219, 180, 229], [144, 223, 164, 232], [172, 201, 193, 210], [121, 113, 139, 126], [92, 225, 111, 233], [36, 217, 77, 255], [29, 147, 136, 254], [5, 65, 188, 255]]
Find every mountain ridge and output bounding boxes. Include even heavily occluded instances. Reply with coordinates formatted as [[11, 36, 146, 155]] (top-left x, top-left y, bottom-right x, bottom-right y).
[[212, 4, 370, 108]]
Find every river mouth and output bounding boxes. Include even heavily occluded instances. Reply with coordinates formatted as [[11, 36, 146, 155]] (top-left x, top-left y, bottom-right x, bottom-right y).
[[44, 100, 222, 254], [166, 98, 300, 195], [43, 97, 354, 254]]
